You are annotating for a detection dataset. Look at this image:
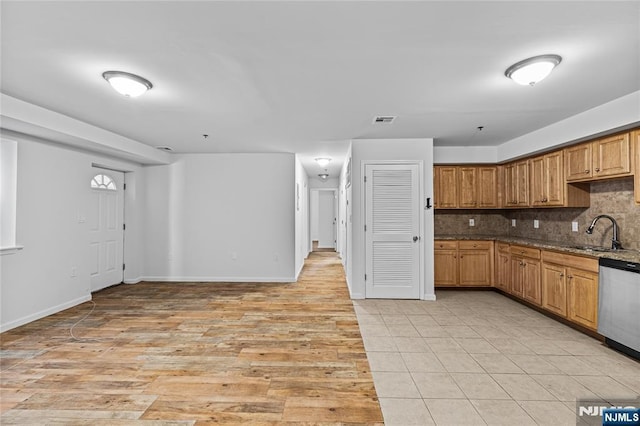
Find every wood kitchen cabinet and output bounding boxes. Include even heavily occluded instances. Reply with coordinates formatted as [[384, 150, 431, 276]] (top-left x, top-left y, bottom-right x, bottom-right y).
[[565, 132, 633, 182], [434, 166, 498, 209], [542, 250, 599, 330], [435, 240, 493, 286], [530, 151, 564, 206], [531, 151, 590, 208], [494, 242, 510, 292], [434, 166, 458, 209], [504, 160, 529, 207], [458, 166, 499, 208], [434, 241, 458, 286], [510, 245, 541, 305]]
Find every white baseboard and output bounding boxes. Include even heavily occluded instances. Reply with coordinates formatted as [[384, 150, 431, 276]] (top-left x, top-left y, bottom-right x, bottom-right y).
[[139, 276, 297, 283], [0, 294, 91, 333], [123, 277, 142, 284], [295, 263, 304, 281], [423, 293, 437, 301]]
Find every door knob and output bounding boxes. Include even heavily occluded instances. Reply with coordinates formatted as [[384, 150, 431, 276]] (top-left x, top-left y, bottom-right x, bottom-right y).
[[413, 236, 419, 242]]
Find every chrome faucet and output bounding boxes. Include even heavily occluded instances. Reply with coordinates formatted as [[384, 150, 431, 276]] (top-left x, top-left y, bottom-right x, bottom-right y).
[[586, 214, 623, 250]]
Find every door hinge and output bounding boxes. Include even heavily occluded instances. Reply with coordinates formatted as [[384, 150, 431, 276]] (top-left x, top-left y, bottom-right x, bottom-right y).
[[364, 176, 367, 183], [364, 274, 367, 281], [122, 263, 126, 271], [123, 223, 126, 231], [364, 224, 367, 232], [123, 183, 127, 190]]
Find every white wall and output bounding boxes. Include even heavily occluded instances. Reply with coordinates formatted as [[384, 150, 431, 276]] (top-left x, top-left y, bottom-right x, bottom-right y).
[[349, 138, 435, 300], [0, 135, 145, 332], [142, 153, 296, 282]]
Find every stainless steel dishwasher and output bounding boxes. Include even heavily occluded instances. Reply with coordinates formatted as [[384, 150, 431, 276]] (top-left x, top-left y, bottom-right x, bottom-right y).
[[598, 258, 640, 360]]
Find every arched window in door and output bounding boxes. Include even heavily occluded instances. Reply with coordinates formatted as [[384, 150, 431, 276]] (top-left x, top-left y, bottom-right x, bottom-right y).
[[90, 174, 117, 190]]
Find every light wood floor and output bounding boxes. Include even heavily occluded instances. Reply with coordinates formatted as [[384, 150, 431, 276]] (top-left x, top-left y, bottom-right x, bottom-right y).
[[0, 252, 383, 425]]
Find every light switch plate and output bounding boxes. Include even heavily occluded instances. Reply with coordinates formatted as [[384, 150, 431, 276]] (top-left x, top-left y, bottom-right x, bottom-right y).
[[512, 219, 516, 227], [534, 219, 539, 229], [469, 219, 475, 227], [572, 221, 579, 232]]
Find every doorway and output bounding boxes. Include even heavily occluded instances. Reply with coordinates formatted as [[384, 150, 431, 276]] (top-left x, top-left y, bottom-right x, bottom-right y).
[[88, 170, 125, 291], [311, 189, 337, 252]]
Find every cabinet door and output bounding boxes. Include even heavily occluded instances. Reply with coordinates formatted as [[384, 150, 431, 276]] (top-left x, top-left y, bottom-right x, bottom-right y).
[[568, 269, 598, 330], [593, 133, 631, 178], [523, 258, 541, 306], [435, 249, 458, 286], [477, 166, 498, 208], [515, 160, 530, 207], [565, 143, 592, 181], [529, 156, 545, 206], [542, 262, 567, 316], [510, 257, 524, 297], [504, 163, 517, 206], [495, 251, 510, 291], [545, 151, 564, 206], [458, 167, 477, 208], [435, 166, 458, 208], [459, 249, 491, 286]]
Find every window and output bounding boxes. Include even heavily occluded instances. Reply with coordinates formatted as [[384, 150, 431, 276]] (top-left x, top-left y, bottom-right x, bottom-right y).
[[90, 174, 117, 190]]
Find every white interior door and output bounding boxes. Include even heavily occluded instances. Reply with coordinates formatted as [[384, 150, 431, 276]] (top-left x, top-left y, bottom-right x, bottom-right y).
[[365, 164, 420, 299], [318, 190, 336, 249], [89, 171, 125, 292]]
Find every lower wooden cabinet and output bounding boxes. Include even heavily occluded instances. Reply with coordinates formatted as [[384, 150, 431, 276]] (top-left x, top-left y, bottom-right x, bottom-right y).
[[541, 250, 599, 330], [494, 243, 510, 292], [510, 245, 541, 305], [435, 240, 493, 287]]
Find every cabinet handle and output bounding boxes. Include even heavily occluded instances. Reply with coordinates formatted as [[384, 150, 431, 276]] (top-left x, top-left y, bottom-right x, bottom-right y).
[[568, 275, 573, 279], [559, 273, 564, 277], [595, 168, 600, 172], [460, 255, 464, 258], [585, 170, 590, 174]]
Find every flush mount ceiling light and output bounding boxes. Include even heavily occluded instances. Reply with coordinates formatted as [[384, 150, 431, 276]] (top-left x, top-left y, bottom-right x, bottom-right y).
[[505, 54, 562, 86], [315, 157, 332, 168], [318, 173, 330, 181], [102, 71, 153, 97]]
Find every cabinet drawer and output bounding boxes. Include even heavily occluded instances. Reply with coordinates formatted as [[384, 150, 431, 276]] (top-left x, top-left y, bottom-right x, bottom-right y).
[[510, 245, 541, 259], [435, 241, 458, 250], [496, 242, 510, 253], [542, 250, 598, 273], [459, 241, 492, 250]]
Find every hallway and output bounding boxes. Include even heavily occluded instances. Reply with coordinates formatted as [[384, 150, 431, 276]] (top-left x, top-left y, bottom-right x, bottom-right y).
[[0, 251, 382, 424]]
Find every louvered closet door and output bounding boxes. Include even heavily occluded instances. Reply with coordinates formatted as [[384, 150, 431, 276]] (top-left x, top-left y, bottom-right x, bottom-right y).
[[365, 164, 420, 299]]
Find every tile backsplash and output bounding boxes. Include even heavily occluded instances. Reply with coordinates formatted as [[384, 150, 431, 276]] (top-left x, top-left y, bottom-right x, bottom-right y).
[[435, 177, 640, 251]]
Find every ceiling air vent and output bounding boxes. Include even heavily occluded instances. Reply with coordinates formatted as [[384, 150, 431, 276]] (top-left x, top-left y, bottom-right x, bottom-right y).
[[155, 146, 174, 152], [372, 115, 396, 124]]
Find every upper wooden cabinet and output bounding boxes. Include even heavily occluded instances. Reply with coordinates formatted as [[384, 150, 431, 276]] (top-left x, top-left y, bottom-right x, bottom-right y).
[[565, 132, 633, 182], [503, 160, 529, 208], [530, 151, 564, 206], [434, 165, 498, 209], [530, 151, 590, 208], [434, 166, 458, 209]]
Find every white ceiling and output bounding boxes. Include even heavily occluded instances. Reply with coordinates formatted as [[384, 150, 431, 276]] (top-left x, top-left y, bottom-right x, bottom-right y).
[[1, 1, 639, 176]]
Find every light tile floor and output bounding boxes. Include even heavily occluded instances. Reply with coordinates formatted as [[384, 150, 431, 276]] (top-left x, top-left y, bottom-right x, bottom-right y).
[[353, 290, 640, 426]]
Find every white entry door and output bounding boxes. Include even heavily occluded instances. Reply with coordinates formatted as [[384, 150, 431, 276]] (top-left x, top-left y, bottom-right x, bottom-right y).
[[89, 171, 125, 292], [318, 190, 336, 249], [365, 164, 421, 299]]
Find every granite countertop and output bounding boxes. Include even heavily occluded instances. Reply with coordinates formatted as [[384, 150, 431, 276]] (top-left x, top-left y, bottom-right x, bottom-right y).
[[435, 235, 640, 263]]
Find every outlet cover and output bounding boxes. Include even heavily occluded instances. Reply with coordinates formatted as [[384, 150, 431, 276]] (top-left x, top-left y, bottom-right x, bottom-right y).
[[512, 219, 516, 227], [572, 221, 579, 232], [534, 219, 539, 229], [469, 218, 475, 227]]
